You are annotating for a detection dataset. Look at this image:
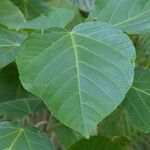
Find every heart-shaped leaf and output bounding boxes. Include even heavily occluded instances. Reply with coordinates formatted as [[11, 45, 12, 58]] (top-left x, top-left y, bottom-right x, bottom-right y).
[[89, 0, 150, 34], [16, 22, 135, 137], [0, 122, 54, 150]]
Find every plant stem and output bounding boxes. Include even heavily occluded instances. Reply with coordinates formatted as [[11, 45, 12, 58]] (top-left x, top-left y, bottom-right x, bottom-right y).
[[34, 121, 48, 128]]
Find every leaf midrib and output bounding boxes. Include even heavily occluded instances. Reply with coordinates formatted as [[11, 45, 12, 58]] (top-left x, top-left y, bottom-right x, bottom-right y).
[[69, 32, 87, 136]]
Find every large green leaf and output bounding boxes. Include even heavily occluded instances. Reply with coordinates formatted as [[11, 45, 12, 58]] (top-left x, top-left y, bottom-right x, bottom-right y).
[[98, 107, 135, 137], [69, 136, 131, 150], [12, 8, 75, 30], [16, 22, 135, 137], [70, 0, 95, 12], [0, 122, 54, 150], [88, 0, 150, 34], [123, 68, 150, 133], [0, 0, 25, 27], [0, 28, 26, 69], [11, 0, 49, 20]]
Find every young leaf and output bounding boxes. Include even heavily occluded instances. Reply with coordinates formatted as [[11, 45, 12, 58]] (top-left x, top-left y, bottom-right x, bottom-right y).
[[16, 22, 135, 137], [88, 0, 150, 34], [10, 0, 49, 20], [0, 28, 26, 69], [69, 136, 131, 150], [0, 0, 25, 27], [123, 68, 150, 133], [0, 122, 54, 150], [12, 8, 75, 30]]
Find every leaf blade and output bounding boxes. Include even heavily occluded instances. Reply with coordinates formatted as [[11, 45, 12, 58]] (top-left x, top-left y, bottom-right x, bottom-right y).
[[16, 22, 135, 137]]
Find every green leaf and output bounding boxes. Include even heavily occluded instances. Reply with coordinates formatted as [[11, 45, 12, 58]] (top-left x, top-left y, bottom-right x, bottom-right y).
[[136, 34, 150, 67], [88, 0, 150, 34], [0, 28, 26, 69], [0, 122, 54, 150], [16, 22, 135, 137], [48, 0, 73, 9], [12, 8, 75, 30], [70, 0, 95, 12], [0, 64, 28, 102], [123, 68, 150, 133], [69, 136, 131, 150], [0, 97, 45, 116], [10, 0, 49, 20], [0, 64, 45, 118], [0, 0, 25, 27], [98, 107, 136, 137]]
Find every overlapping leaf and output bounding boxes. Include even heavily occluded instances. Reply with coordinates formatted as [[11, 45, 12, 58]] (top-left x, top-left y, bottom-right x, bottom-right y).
[[69, 136, 131, 150], [13, 8, 75, 30], [0, 28, 26, 69], [136, 34, 150, 67], [0, 0, 25, 27], [123, 68, 150, 133], [98, 107, 135, 137], [11, 0, 49, 20], [89, 0, 150, 34], [16, 22, 135, 137], [0, 98, 45, 116], [0, 122, 54, 150], [0, 64, 45, 118]]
